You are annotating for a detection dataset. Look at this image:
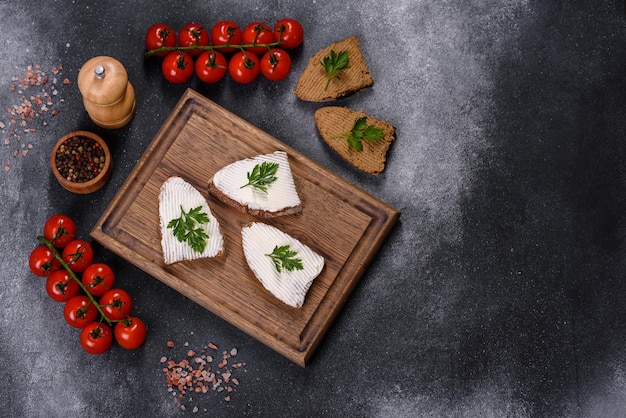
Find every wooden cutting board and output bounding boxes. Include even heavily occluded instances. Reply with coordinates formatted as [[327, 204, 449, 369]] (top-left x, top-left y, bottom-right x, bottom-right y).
[[90, 89, 399, 366]]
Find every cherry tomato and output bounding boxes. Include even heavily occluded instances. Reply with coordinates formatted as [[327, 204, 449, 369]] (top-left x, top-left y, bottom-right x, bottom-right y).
[[81, 263, 115, 297], [161, 51, 194, 84], [114, 317, 147, 350], [242, 22, 275, 55], [64, 295, 98, 328], [260, 48, 292, 81], [211, 20, 242, 52], [274, 18, 304, 49], [178, 23, 210, 56], [62, 240, 94, 273], [100, 288, 133, 321], [80, 322, 113, 355], [29, 245, 61, 277], [228, 51, 260, 84], [46, 269, 80, 302], [43, 214, 76, 248], [145, 23, 177, 56], [195, 50, 228, 83]]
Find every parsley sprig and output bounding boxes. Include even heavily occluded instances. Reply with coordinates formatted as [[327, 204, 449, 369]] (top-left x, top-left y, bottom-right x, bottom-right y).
[[266, 245, 304, 273], [167, 205, 210, 253], [240, 161, 279, 193], [321, 50, 350, 90], [338, 116, 385, 151]]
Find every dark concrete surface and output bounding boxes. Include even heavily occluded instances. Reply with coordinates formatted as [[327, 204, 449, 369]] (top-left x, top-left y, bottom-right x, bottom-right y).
[[2, 0, 626, 417]]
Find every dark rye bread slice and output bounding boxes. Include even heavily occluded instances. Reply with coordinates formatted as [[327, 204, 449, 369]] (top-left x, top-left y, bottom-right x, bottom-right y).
[[314, 106, 396, 175], [294, 36, 373, 102]]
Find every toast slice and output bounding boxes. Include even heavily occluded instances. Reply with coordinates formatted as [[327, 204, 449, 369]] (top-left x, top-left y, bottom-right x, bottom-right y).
[[159, 176, 225, 265], [208, 151, 301, 218], [241, 222, 325, 308], [314, 106, 396, 175], [294, 36, 373, 102]]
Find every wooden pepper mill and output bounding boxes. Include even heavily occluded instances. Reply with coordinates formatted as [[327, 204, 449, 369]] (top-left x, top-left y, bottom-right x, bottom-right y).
[[77, 56, 136, 129]]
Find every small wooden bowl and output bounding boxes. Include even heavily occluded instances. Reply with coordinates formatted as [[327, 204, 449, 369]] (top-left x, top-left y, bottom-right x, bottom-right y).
[[50, 130, 112, 194]]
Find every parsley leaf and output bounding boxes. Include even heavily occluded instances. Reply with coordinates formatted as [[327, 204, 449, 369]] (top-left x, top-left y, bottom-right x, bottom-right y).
[[341, 116, 385, 151], [266, 245, 304, 273], [240, 161, 279, 193], [167, 205, 210, 253], [321, 50, 350, 90]]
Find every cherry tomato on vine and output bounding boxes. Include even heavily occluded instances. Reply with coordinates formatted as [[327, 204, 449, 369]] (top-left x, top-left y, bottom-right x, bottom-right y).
[[145, 23, 177, 56], [274, 18, 304, 49], [178, 23, 210, 56], [81, 263, 115, 297], [29, 245, 61, 277], [46, 269, 80, 302], [43, 214, 76, 248], [64, 295, 98, 328], [62, 239, 94, 273], [260, 48, 292, 81], [114, 317, 147, 350], [195, 50, 228, 83], [211, 20, 242, 52], [161, 51, 194, 84], [80, 322, 113, 355], [242, 22, 275, 55], [228, 51, 260, 84], [100, 288, 133, 321]]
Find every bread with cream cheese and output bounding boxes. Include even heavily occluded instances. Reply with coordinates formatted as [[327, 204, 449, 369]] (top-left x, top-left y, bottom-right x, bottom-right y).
[[241, 222, 324, 308], [207, 151, 301, 218]]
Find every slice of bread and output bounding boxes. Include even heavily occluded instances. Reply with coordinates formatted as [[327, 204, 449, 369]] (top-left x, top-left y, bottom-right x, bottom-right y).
[[208, 151, 302, 218], [159, 176, 225, 265], [294, 36, 373, 102], [314, 106, 396, 175], [241, 222, 325, 308]]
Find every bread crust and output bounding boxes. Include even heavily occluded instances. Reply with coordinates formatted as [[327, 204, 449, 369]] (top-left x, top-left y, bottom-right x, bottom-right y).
[[294, 36, 373, 102], [314, 106, 396, 175]]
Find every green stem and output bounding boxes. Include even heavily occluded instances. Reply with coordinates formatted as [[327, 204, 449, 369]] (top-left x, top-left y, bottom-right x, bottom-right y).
[[37, 236, 113, 326], [144, 40, 283, 59]]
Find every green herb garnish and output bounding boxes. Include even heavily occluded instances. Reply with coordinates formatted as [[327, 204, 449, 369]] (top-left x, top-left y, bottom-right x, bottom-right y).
[[167, 205, 210, 253], [266, 245, 304, 273], [338, 116, 385, 151], [240, 161, 279, 193], [321, 50, 350, 90]]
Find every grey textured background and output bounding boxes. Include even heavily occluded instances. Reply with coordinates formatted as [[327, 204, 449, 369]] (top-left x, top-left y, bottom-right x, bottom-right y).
[[2, 0, 626, 416]]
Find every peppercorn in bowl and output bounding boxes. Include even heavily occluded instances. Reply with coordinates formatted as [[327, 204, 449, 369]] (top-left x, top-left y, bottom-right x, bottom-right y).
[[50, 130, 112, 194]]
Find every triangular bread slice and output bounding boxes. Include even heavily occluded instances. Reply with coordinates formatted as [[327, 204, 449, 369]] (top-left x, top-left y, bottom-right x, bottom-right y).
[[159, 176, 224, 265], [314, 106, 396, 175], [241, 222, 324, 308], [294, 36, 373, 102], [208, 151, 301, 218]]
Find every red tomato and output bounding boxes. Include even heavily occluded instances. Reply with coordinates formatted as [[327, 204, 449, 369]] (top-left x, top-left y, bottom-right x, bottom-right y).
[[242, 22, 275, 55], [211, 20, 242, 52], [145, 23, 177, 56], [100, 288, 133, 321], [228, 51, 260, 84], [178, 23, 209, 56], [29, 245, 61, 277], [43, 214, 76, 248], [80, 322, 113, 355], [64, 295, 98, 328], [260, 48, 292, 81], [195, 50, 227, 83], [81, 263, 115, 297], [161, 51, 194, 83], [274, 18, 304, 49], [62, 240, 94, 273], [46, 269, 80, 302], [114, 317, 147, 350]]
